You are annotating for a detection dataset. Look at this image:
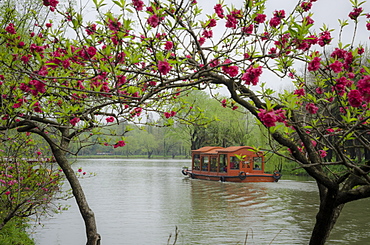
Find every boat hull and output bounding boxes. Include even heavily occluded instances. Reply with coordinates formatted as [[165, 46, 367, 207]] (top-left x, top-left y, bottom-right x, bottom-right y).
[[184, 170, 280, 183]]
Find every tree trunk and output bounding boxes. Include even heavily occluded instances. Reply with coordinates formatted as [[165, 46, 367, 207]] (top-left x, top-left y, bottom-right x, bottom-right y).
[[309, 188, 343, 245], [53, 149, 101, 245]]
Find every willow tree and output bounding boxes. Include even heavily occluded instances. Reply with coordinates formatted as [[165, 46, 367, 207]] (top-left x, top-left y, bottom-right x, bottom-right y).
[[1, 0, 370, 244]]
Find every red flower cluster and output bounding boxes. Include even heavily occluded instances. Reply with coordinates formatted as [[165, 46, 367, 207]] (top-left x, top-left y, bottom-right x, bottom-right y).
[[357, 75, 370, 102], [132, 0, 144, 11], [294, 88, 305, 97], [334, 77, 352, 96], [349, 7, 363, 20], [106, 116, 115, 123], [329, 60, 343, 73], [305, 103, 319, 114], [19, 80, 46, 96], [42, 0, 59, 8], [318, 31, 332, 46], [85, 24, 97, 35], [301, 2, 312, 12], [254, 14, 266, 24], [70, 117, 80, 126], [205, 19, 217, 28], [114, 140, 126, 148], [348, 90, 363, 107], [258, 109, 286, 127], [147, 15, 161, 28], [269, 10, 285, 28], [214, 4, 224, 18], [164, 41, 173, 50], [221, 59, 239, 77], [158, 60, 172, 75], [5, 23, 16, 34], [241, 24, 253, 35], [225, 9, 243, 29], [241, 66, 263, 85], [164, 111, 176, 118], [308, 57, 321, 71]]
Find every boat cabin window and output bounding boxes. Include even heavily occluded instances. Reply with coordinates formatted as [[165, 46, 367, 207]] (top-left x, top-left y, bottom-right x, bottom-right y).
[[201, 156, 209, 171], [193, 154, 200, 170], [219, 154, 227, 172], [210, 157, 217, 172], [253, 157, 262, 170], [230, 156, 239, 170]]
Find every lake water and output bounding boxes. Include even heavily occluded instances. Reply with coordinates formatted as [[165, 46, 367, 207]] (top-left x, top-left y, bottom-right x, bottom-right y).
[[30, 159, 370, 244]]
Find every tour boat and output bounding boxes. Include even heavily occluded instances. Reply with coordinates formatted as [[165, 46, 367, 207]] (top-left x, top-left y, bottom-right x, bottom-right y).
[[182, 146, 281, 182]]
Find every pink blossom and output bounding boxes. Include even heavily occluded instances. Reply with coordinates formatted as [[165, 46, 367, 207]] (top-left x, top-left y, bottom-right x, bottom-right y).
[[205, 19, 217, 28], [214, 4, 224, 18], [241, 24, 253, 35], [202, 29, 213, 38], [224, 66, 239, 77], [225, 15, 237, 29], [209, 59, 220, 67], [198, 37, 206, 46], [106, 116, 115, 123], [316, 87, 324, 94], [254, 14, 266, 24], [318, 31, 332, 46], [5, 23, 16, 34], [357, 75, 370, 102], [164, 111, 176, 118], [329, 60, 343, 73], [308, 57, 321, 71], [164, 41, 173, 50], [257, 109, 286, 127], [132, 0, 144, 11], [349, 7, 363, 20], [305, 103, 319, 114], [348, 90, 363, 107], [70, 117, 80, 126], [319, 150, 327, 158], [43, 0, 59, 8], [241, 66, 263, 85], [367, 22, 370, 30], [108, 19, 122, 31], [269, 17, 281, 28], [78, 168, 82, 172], [87, 46, 97, 58], [340, 107, 348, 113], [304, 16, 315, 25], [260, 32, 270, 40], [331, 48, 347, 59], [358, 47, 365, 54], [221, 99, 227, 108], [274, 10, 285, 19], [113, 140, 126, 148], [158, 60, 172, 75], [5, 191, 11, 195], [301, 2, 312, 11], [294, 88, 305, 97], [147, 14, 160, 28], [85, 24, 97, 35], [334, 76, 352, 95]]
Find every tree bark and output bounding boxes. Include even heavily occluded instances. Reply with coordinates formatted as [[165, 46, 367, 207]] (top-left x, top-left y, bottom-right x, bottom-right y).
[[53, 148, 101, 245], [309, 187, 343, 245]]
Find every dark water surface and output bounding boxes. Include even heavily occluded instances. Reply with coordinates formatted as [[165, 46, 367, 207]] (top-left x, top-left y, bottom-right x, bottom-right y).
[[30, 159, 370, 244]]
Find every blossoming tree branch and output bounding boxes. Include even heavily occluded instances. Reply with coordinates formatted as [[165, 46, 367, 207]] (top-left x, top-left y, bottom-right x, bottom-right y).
[[1, 0, 370, 244]]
